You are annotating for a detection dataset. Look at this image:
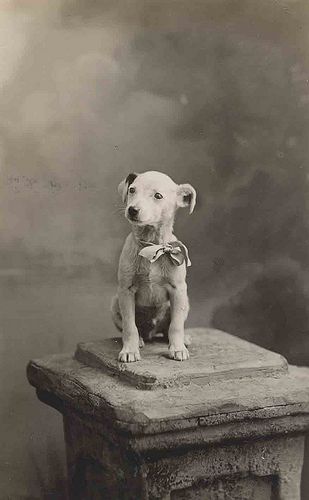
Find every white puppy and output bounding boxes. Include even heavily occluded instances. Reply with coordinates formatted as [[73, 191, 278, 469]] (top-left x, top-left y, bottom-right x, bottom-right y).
[[111, 171, 196, 363]]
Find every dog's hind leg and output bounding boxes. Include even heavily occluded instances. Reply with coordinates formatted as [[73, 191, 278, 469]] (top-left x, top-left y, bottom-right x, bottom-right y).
[[154, 303, 170, 342], [111, 295, 122, 331]]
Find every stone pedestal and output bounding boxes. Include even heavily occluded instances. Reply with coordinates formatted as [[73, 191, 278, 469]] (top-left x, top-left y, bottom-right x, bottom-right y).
[[27, 328, 309, 499]]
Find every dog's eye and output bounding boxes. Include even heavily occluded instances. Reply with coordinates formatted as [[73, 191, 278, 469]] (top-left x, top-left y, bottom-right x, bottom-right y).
[[129, 187, 136, 194], [154, 192, 163, 200]]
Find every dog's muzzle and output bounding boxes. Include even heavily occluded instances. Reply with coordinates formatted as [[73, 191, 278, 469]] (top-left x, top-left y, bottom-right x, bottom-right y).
[[127, 206, 140, 221]]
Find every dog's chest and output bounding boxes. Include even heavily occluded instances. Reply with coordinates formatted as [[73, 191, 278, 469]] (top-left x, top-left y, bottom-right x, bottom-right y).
[[136, 255, 171, 285], [133, 256, 172, 307]]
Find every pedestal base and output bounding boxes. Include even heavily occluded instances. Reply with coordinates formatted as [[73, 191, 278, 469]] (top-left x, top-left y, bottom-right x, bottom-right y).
[[63, 410, 304, 500]]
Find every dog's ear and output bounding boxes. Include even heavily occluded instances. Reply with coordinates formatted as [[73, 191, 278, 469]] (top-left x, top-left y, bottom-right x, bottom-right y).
[[118, 173, 138, 203], [176, 183, 196, 214]]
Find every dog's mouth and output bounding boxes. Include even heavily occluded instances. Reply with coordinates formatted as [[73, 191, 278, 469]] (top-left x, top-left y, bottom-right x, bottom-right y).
[[128, 217, 146, 225], [126, 214, 152, 226], [127, 213, 140, 223]]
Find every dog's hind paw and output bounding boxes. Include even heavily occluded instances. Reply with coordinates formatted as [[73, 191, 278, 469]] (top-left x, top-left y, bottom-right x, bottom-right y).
[[118, 347, 141, 363], [139, 336, 145, 348], [168, 344, 189, 361]]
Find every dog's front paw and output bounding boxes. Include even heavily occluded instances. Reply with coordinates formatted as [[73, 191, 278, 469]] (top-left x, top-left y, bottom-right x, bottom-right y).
[[118, 346, 141, 363], [184, 332, 192, 346], [169, 344, 189, 361]]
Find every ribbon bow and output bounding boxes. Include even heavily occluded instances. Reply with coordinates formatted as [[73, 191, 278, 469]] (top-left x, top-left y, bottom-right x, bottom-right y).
[[138, 240, 191, 267]]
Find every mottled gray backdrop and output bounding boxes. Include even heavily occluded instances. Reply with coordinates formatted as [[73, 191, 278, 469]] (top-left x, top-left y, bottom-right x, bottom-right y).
[[1, 0, 309, 498]]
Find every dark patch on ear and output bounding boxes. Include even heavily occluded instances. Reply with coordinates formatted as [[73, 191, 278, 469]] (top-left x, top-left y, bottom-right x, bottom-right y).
[[183, 193, 192, 205], [126, 173, 138, 187]]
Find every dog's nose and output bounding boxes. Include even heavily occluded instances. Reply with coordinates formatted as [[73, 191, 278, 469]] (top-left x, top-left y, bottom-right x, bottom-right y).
[[128, 206, 139, 220]]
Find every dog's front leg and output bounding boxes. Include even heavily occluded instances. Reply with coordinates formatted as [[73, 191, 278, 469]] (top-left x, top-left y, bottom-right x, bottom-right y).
[[118, 286, 140, 362], [168, 283, 189, 361]]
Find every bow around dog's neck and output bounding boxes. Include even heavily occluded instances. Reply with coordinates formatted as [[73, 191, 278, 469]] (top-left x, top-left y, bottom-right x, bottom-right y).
[[132, 220, 174, 246], [132, 220, 191, 267]]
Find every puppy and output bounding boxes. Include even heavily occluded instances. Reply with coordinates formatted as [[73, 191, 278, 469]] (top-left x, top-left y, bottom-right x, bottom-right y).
[[111, 171, 196, 363]]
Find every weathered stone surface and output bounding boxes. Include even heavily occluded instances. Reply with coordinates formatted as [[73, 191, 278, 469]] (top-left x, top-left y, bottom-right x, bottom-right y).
[[75, 328, 288, 389], [27, 340, 309, 437], [172, 477, 272, 500], [145, 435, 305, 499], [62, 411, 305, 500], [26, 328, 309, 499]]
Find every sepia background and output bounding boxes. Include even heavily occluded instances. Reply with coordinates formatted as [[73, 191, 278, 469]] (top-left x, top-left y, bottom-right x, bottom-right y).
[[1, 0, 309, 498]]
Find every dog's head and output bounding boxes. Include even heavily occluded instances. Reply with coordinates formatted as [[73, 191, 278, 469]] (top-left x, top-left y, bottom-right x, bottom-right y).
[[118, 171, 196, 226]]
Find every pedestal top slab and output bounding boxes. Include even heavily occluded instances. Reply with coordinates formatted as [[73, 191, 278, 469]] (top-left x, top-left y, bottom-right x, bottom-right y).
[[75, 328, 288, 389], [27, 328, 309, 438]]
